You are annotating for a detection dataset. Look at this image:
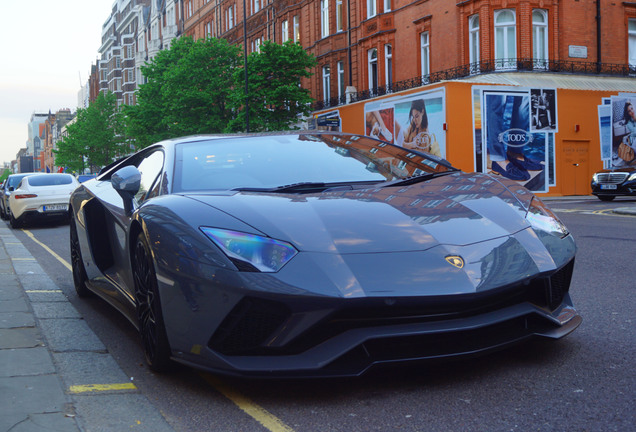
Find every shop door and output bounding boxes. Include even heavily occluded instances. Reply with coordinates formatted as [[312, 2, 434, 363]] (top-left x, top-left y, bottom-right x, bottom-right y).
[[561, 140, 590, 195]]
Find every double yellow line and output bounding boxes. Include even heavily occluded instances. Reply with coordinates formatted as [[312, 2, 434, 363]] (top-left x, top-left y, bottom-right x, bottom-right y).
[[22, 228, 295, 432]]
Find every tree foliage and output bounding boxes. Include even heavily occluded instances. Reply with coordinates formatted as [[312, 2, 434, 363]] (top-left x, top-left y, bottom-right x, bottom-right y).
[[124, 37, 241, 147], [227, 41, 317, 132], [55, 92, 125, 173]]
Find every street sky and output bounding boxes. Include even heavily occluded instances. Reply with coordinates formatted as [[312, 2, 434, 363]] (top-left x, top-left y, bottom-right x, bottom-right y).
[[0, 0, 114, 165]]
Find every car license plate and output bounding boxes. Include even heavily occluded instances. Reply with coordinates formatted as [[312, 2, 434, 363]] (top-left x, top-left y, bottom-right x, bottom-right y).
[[600, 184, 617, 190], [43, 204, 68, 211]]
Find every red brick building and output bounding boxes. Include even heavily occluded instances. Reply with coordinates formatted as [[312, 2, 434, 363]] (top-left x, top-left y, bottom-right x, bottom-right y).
[[181, 0, 635, 108]]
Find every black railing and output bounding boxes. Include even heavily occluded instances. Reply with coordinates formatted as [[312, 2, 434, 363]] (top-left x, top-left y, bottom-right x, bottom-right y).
[[313, 58, 636, 110]]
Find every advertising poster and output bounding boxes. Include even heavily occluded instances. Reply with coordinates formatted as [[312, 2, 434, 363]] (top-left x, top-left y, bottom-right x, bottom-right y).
[[597, 105, 612, 162], [547, 133, 556, 187], [481, 89, 548, 193], [530, 88, 557, 132], [364, 89, 446, 158], [609, 95, 636, 167]]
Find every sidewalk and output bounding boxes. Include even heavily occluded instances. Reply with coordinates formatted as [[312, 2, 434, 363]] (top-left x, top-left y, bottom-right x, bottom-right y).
[[0, 225, 174, 432]]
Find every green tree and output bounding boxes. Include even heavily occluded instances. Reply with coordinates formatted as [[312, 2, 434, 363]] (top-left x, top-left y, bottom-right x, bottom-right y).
[[227, 41, 316, 132], [124, 36, 241, 148], [55, 92, 125, 173]]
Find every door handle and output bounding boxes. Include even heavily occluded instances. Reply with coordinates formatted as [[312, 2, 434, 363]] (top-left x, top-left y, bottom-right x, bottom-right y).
[[573, 164, 579, 167]]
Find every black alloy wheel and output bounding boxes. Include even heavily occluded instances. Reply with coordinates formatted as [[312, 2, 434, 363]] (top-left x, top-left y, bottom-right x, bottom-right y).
[[9, 211, 21, 229], [70, 214, 91, 298], [133, 232, 173, 372]]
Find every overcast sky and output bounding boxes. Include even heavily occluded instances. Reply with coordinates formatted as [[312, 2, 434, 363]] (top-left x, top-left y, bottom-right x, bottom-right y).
[[0, 0, 114, 165]]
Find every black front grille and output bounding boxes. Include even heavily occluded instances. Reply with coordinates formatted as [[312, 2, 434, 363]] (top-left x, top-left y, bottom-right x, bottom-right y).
[[208, 297, 291, 355], [597, 173, 628, 184], [547, 259, 574, 310]]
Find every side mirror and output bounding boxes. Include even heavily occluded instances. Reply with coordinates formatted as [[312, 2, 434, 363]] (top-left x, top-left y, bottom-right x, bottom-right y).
[[112, 166, 141, 215], [9, 186, 14, 192]]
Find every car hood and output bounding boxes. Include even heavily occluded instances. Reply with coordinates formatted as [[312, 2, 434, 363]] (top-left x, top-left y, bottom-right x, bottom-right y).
[[186, 172, 533, 254]]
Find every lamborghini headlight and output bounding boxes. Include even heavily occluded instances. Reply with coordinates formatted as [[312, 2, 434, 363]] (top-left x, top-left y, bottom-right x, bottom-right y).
[[525, 197, 569, 238], [201, 227, 297, 272]]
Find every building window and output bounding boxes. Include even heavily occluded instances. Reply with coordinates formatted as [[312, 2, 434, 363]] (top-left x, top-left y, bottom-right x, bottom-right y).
[[384, 0, 391, 12], [420, 32, 430, 81], [494, 9, 516, 69], [321, 0, 330, 38], [469, 14, 480, 73], [227, 6, 234, 30], [630, 19, 636, 68], [336, 0, 343, 32], [384, 44, 392, 89], [337, 61, 345, 99], [533, 10, 548, 68], [322, 65, 331, 101], [293, 15, 300, 43], [367, 0, 377, 19], [281, 20, 289, 43], [368, 48, 378, 91], [253, 0, 260, 14]]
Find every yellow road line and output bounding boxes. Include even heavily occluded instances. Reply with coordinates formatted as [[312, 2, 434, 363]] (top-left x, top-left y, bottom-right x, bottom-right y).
[[23, 229, 72, 271], [202, 374, 295, 432], [68, 383, 137, 394]]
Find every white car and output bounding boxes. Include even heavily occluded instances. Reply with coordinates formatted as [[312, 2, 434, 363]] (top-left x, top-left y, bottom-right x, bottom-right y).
[[8, 173, 79, 228]]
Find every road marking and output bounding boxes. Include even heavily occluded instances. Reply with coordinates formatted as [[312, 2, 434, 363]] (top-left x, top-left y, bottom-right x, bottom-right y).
[[202, 374, 296, 432], [25, 290, 63, 293], [11, 257, 36, 260], [68, 383, 137, 393], [23, 229, 72, 271]]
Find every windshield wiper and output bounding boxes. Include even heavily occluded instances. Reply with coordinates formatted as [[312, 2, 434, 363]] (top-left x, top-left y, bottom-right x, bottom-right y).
[[233, 181, 384, 194], [384, 171, 456, 187]]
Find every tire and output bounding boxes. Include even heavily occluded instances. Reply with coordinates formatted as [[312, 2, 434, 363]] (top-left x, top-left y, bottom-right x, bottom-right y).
[[0, 204, 6, 220], [598, 195, 615, 201], [9, 212, 21, 229], [133, 232, 173, 372], [70, 214, 92, 298]]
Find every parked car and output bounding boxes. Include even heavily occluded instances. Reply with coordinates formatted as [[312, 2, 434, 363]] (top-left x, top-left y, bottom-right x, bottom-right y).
[[1, 173, 35, 221], [591, 167, 636, 201], [8, 173, 79, 228], [70, 132, 580, 377]]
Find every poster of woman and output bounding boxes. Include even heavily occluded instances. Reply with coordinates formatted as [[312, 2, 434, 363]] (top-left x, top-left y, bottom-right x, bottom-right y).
[[610, 96, 636, 167]]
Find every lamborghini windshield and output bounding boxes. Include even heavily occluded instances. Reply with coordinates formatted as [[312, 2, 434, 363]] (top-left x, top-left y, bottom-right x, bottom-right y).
[[173, 133, 455, 193]]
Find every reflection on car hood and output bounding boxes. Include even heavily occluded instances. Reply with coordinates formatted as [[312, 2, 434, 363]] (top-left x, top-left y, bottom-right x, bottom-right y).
[[187, 173, 532, 254]]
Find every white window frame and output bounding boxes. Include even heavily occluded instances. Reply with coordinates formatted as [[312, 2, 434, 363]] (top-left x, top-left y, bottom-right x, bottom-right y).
[[293, 15, 300, 43], [367, 0, 377, 19], [469, 14, 480, 73], [321, 0, 330, 38], [494, 9, 517, 70], [630, 18, 636, 68], [420, 32, 430, 81], [384, 44, 392, 89], [322, 64, 331, 101], [337, 61, 345, 99], [253, 0, 260, 14], [281, 20, 289, 43], [384, 0, 391, 12], [533, 9, 549, 69], [368, 48, 378, 91], [228, 6, 234, 30], [336, 0, 343, 32]]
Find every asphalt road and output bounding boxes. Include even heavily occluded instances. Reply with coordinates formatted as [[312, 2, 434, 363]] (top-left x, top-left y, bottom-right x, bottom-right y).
[[7, 197, 636, 432]]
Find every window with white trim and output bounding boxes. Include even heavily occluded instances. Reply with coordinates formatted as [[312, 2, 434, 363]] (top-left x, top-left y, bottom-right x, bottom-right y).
[[367, 0, 377, 19], [293, 15, 300, 43], [628, 18, 636, 67], [384, 44, 392, 88], [368, 48, 378, 90], [494, 9, 516, 69], [321, 0, 330, 38], [420, 32, 430, 79], [469, 14, 480, 73], [384, 0, 391, 12], [336, 0, 343, 32], [533, 10, 548, 68], [337, 61, 345, 99], [322, 65, 331, 101], [281, 20, 289, 43], [227, 6, 234, 30]]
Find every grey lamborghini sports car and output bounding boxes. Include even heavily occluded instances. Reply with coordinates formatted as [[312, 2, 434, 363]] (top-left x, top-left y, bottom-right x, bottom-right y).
[[70, 131, 580, 377]]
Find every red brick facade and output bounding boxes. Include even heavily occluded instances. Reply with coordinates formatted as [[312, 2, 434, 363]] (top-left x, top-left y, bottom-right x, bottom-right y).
[[181, 0, 636, 106]]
